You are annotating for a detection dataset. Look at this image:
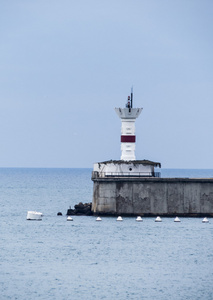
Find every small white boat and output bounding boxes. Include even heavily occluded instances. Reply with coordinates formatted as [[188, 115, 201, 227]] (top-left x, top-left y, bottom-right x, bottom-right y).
[[117, 216, 123, 221], [174, 216, 180, 222], [26, 211, 42, 220], [136, 216, 143, 222], [96, 217, 102, 221], [202, 217, 209, 223], [155, 216, 162, 222], [67, 216, 73, 221]]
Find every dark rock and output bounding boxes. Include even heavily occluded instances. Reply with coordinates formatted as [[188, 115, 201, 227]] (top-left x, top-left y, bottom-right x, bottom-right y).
[[67, 202, 93, 216], [67, 208, 75, 215]]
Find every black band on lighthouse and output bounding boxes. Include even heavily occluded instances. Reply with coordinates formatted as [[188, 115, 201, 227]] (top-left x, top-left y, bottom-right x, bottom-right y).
[[121, 135, 136, 143]]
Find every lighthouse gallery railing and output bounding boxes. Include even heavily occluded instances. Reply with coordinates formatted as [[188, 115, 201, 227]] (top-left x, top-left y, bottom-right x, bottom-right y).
[[92, 171, 161, 179]]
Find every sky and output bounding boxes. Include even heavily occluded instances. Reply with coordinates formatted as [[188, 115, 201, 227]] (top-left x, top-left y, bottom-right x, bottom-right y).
[[0, 0, 213, 169]]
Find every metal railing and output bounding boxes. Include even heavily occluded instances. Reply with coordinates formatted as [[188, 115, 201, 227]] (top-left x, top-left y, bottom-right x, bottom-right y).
[[92, 171, 161, 179]]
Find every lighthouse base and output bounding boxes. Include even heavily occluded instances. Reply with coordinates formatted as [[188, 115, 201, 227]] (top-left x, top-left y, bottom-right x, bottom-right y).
[[92, 160, 161, 178]]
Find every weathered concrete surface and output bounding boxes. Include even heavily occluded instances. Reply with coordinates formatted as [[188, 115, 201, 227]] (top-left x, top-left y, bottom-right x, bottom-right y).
[[92, 177, 213, 216]]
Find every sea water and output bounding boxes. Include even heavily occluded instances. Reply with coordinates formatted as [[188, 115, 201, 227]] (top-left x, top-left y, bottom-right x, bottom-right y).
[[0, 168, 213, 299]]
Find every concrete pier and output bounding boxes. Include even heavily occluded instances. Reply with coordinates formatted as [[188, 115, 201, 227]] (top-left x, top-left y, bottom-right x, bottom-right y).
[[91, 176, 213, 216]]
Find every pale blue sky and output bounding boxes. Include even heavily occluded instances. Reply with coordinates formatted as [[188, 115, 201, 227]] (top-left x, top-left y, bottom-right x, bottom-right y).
[[0, 0, 213, 168]]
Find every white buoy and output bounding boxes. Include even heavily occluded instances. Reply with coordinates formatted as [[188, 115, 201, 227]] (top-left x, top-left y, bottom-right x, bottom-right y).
[[117, 216, 123, 221], [136, 216, 143, 222], [67, 216, 73, 221], [96, 217, 102, 221], [26, 211, 42, 220], [155, 216, 162, 222], [174, 216, 180, 222], [202, 217, 209, 223]]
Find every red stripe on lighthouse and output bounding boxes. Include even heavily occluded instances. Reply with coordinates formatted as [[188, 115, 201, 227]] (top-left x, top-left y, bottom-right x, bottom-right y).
[[121, 135, 136, 143]]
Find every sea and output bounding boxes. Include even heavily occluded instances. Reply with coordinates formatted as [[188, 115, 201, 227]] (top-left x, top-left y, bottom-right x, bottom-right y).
[[1, 168, 213, 300]]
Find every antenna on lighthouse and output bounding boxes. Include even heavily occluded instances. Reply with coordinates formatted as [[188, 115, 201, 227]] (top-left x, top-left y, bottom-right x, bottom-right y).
[[131, 86, 133, 108]]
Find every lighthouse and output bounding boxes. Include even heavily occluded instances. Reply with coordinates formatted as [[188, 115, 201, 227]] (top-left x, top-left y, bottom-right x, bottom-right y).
[[91, 89, 161, 215], [115, 88, 142, 161], [92, 89, 161, 179]]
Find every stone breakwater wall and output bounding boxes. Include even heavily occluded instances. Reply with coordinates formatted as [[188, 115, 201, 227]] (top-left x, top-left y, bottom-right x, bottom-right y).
[[92, 177, 213, 216]]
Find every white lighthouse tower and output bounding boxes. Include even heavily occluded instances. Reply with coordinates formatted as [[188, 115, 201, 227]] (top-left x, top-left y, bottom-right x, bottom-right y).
[[115, 88, 142, 161], [92, 89, 161, 178]]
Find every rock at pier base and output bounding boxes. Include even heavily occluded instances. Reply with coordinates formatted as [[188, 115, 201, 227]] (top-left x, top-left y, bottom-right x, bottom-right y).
[[67, 202, 93, 216]]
